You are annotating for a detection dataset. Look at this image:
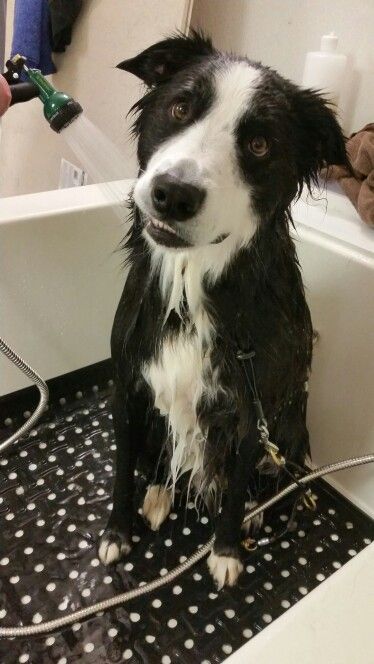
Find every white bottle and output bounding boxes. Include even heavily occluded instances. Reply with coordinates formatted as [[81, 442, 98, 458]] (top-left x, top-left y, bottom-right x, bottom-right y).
[[302, 33, 347, 106]]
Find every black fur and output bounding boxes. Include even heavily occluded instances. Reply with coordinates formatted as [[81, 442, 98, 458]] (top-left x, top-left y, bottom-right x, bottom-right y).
[[100, 32, 350, 578]]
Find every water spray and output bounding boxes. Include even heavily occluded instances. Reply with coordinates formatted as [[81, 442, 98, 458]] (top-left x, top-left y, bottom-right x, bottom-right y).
[[3, 54, 127, 204]]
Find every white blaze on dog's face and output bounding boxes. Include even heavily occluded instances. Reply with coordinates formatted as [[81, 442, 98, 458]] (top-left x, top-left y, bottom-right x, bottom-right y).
[[119, 33, 349, 256], [133, 63, 261, 250]]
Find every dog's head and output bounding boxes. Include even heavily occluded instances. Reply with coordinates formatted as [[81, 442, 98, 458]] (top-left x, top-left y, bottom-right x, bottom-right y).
[[118, 31, 350, 251]]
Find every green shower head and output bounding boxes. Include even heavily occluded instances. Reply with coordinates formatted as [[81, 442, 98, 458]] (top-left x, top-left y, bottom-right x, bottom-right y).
[[6, 55, 82, 132], [24, 66, 83, 132]]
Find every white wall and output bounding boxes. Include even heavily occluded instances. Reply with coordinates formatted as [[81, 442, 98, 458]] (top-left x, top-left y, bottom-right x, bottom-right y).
[[0, 0, 191, 197], [191, 0, 374, 133]]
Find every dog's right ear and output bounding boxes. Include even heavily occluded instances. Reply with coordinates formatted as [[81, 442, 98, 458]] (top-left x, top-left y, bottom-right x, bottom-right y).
[[117, 30, 214, 86]]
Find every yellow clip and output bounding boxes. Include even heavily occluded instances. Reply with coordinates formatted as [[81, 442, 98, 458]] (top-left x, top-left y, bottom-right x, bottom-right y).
[[268, 446, 285, 467], [303, 490, 317, 511], [241, 537, 257, 552]]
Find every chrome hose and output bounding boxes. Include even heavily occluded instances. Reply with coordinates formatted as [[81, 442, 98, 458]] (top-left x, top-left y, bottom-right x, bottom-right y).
[[0, 453, 373, 637], [0, 336, 49, 453], [1, 335, 373, 637]]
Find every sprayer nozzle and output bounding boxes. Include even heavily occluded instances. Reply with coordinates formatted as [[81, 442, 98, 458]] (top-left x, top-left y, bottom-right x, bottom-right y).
[[7, 60, 83, 132], [48, 98, 83, 132], [4, 56, 83, 131], [22, 68, 83, 132]]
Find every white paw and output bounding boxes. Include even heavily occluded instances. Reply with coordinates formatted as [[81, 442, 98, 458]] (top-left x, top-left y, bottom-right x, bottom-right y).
[[142, 485, 172, 531], [242, 500, 264, 535], [98, 540, 120, 565], [98, 533, 131, 565], [207, 551, 243, 589]]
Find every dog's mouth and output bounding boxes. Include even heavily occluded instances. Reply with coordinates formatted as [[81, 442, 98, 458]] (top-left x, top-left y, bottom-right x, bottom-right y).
[[145, 217, 230, 249], [146, 218, 191, 248]]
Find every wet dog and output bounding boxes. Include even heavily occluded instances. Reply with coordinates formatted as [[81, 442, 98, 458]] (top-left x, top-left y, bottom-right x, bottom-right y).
[[99, 32, 349, 588]]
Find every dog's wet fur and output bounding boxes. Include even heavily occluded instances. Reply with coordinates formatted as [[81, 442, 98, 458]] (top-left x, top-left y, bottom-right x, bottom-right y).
[[99, 32, 350, 587]]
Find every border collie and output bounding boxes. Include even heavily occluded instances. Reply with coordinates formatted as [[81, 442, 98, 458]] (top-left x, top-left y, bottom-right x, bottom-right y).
[[98, 32, 349, 588]]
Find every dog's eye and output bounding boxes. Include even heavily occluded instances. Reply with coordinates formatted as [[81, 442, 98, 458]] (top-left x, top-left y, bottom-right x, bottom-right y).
[[248, 136, 269, 157], [170, 101, 192, 122]]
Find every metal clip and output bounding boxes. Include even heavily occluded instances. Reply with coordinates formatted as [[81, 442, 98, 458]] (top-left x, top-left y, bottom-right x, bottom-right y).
[[261, 438, 285, 467], [241, 537, 258, 552], [257, 419, 270, 444], [236, 350, 256, 361], [257, 537, 271, 547], [268, 446, 286, 467], [303, 489, 317, 511]]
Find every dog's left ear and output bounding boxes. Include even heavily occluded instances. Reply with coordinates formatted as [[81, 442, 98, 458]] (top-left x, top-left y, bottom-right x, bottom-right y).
[[117, 30, 214, 87], [293, 88, 351, 189]]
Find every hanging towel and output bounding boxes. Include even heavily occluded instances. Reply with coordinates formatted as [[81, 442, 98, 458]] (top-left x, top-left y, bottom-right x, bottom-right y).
[[0, 0, 6, 72], [48, 0, 82, 53], [326, 124, 374, 227], [10, 0, 56, 74]]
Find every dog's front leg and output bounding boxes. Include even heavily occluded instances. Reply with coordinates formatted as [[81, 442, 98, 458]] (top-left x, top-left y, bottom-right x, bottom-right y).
[[208, 425, 258, 589], [98, 386, 141, 564]]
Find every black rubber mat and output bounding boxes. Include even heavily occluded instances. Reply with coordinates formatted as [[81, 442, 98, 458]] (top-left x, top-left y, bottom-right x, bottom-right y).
[[0, 363, 373, 663]]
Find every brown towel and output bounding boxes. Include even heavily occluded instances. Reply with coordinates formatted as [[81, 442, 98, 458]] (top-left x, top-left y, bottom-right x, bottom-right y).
[[326, 123, 374, 227]]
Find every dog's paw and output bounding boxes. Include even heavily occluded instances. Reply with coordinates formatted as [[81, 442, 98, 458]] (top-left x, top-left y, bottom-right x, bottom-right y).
[[207, 551, 243, 589], [142, 485, 172, 531], [98, 527, 132, 565], [241, 500, 264, 535]]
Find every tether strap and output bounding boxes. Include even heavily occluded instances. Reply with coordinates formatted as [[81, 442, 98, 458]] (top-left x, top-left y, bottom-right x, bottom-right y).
[[236, 348, 316, 551], [236, 349, 265, 422]]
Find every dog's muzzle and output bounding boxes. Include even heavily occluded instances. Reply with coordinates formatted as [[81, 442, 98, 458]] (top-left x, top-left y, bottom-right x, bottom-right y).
[[151, 173, 206, 222]]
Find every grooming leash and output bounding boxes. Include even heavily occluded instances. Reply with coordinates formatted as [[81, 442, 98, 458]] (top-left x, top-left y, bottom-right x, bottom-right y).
[[236, 348, 316, 551]]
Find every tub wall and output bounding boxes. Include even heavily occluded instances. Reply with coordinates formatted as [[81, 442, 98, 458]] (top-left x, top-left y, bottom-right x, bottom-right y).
[[0, 183, 130, 394], [293, 220, 374, 517]]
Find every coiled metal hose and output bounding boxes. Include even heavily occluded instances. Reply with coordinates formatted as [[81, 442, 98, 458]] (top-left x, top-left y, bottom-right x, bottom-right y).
[[0, 336, 373, 637], [0, 455, 372, 637], [0, 336, 49, 453]]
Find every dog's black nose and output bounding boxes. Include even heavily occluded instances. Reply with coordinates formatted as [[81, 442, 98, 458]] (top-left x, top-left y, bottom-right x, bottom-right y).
[[151, 174, 205, 221]]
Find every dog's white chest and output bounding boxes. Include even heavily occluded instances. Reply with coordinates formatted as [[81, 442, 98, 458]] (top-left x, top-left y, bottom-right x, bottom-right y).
[[143, 314, 213, 496], [146, 332, 205, 418]]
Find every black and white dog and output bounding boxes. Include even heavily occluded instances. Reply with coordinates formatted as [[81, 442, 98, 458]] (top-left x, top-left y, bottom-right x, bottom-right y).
[[99, 32, 349, 588]]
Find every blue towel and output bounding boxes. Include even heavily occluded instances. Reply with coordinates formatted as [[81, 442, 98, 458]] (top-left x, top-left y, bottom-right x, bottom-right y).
[[1, 0, 6, 72], [10, 0, 56, 75]]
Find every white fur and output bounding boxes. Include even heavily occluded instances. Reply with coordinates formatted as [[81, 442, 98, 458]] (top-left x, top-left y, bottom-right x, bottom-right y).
[[98, 538, 131, 565], [143, 297, 213, 502], [134, 62, 261, 250], [142, 63, 261, 507], [142, 485, 172, 530], [207, 552, 244, 589], [143, 236, 233, 503]]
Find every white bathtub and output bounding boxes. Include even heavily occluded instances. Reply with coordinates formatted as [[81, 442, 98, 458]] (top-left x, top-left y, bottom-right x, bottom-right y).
[[292, 190, 374, 518], [229, 190, 374, 664], [1, 182, 372, 509], [0, 182, 127, 395], [1, 182, 373, 662]]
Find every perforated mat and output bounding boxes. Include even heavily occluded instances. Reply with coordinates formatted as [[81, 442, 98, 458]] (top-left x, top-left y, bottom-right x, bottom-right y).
[[0, 362, 373, 663]]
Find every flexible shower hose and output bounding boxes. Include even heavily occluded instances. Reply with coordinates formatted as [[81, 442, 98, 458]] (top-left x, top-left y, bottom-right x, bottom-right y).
[[0, 337, 49, 453], [0, 336, 373, 637]]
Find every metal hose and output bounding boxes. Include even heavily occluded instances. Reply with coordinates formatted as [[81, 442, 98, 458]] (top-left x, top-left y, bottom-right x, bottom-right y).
[[1, 336, 373, 637], [0, 453, 373, 637], [0, 336, 49, 453]]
